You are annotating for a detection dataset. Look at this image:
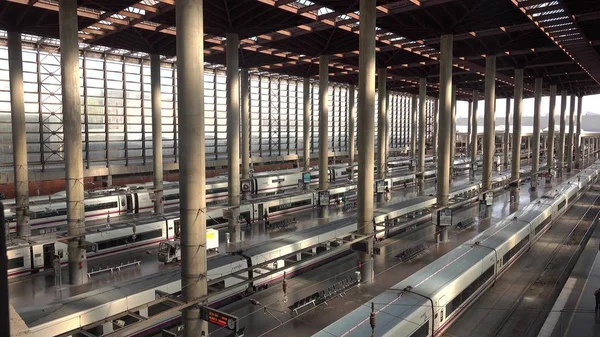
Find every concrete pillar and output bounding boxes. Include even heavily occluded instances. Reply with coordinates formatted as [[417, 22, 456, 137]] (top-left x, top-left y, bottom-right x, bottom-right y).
[[558, 90, 567, 174], [436, 34, 453, 243], [318, 55, 329, 217], [433, 99, 438, 158], [547, 85, 556, 171], [150, 54, 164, 215], [377, 68, 387, 182], [418, 78, 427, 193], [531, 78, 542, 190], [467, 100, 472, 157], [410, 94, 417, 160], [567, 95, 575, 172], [8, 31, 29, 238], [226, 33, 241, 242], [303, 77, 310, 171], [575, 95, 583, 168], [471, 91, 479, 172], [176, 0, 208, 335], [348, 84, 356, 179], [241, 69, 250, 181], [450, 87, 456, 173], [511, 69, 524, 191], [357, 0, 375, 284], [59, 0, 87, 285], [504, 97, 510, 168], [482, 55, 496, 192]]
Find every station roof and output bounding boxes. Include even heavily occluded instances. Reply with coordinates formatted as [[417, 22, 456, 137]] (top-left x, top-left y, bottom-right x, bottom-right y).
[[1, 0, 599, 99]]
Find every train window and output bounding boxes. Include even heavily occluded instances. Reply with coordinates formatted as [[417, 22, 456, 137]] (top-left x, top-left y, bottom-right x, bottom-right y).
[[206, 187, 228, 194], [558, 200, 566, 210], [33, 208, 67, 219], [8, 257, 25, 269], [268, 199, 312, 213], [84, 201, 119, 212], [57, 249, 64, 258], [446, 266, 493, 317], [409, 321, 429, 337], [97, 229, 163, 251], [207, 217, 227, 226], [502, 235, 530, 265], [534, 217, 552, 235], [165, 193, 180, 201]]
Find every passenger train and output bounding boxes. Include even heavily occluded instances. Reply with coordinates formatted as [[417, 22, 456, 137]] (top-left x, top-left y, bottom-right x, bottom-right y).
[[313, 161, 600, 337], [20, 177, 515, 337]]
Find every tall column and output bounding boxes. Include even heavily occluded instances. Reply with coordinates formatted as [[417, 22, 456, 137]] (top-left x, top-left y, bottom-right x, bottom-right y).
[[177, 0, 208, 335], [531, 78, 542, 189], [482, 55, 496, 192], [575, 95, 583, 168], [241, 69, 250, 180], [450, 87, 456, 169], [436, 34, 453, 242], [558, 91, 567, 174], [358, 0, 375, 284], [567, 95, 575, 172], [547, 85, 556, 171], [60, 0, 87, 285], [303, 78, 311, 171], [470, 91, 479, 170], [151, 54, 164, 215], [433, 99, 438, 158], [511, 69, 524, 188], [348, 84, 356, 177], [467, 100, 472, 156], [377, 68, 387, 182], [504, 97, 510, 167], [226, 33, 241, 242], [8, 32, 29, 238], [318, 55, 329, 217], [410, 94, 417, 160], [418, 78, 426, 193]]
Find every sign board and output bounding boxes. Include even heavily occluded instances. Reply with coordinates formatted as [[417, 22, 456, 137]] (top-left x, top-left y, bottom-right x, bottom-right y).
[[375, 179, 385, 194], [436, 208, 452, 227], [200, 306, 238, 332], [485, 191, 493, 206], [302, 172, 312, 184], [318, 190, 330, 206]]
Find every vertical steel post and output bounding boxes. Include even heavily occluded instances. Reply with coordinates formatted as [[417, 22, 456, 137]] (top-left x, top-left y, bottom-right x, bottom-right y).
[[318, 55, 329, 218], [575, 95, 583, 169], [504, 97, 510, 168], [418, 78, 426, 193], [226, 33, 241, 242], [151, 54, 164, 215], [531, 78, 542, 189], [241, 69, 250, 180], [303, 77, 311, 171], [450, 87, 456, 173], [567, 95, 575, 172], [377, 68, 387, 182], [547, 85, 557, 171], [348, 84, 356, 179], [471, 91, 479, 174]]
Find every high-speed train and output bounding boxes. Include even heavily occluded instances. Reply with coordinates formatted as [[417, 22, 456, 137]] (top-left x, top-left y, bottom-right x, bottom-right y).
[[21, 179, 500, 337], [313, 161, 600, 337]]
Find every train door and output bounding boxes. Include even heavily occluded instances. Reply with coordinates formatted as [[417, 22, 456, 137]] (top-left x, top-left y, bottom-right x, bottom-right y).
[[174, 219, 181, 239], [257, 204, 264, 222], [30, 244, 44, 271], [134, 193, 140, 214], [251, 178, 258, 196], [42, 243, 56, 269], [126, 194, 134, 214]]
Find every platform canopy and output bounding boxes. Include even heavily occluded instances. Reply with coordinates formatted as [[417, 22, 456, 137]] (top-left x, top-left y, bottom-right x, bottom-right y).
[[1, 0, 599, 99]]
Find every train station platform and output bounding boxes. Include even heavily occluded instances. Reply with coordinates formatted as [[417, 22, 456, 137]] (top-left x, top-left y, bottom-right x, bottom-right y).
[[537, 205, 600, 337]]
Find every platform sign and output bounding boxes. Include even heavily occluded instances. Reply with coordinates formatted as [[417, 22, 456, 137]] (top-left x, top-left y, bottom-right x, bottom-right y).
[[318, 190, 330, 206], [436, 208, 452, 227], [200, 306, 238, 332], [375, 179, 385, 194], [302, 171, 312, 184], [485, 191, 493, 206]]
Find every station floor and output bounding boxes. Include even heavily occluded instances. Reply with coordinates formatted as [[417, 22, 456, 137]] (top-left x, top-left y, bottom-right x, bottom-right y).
[[200, 177, 556, 337], [10, 172, 470, 310]]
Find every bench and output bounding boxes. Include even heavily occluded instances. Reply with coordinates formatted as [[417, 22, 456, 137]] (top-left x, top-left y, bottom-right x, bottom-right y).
[[289, 275, 357, 315], [456, 217, 477, 230], [265, 218, 297, 232], [395, 243, 428, 262], [87, 259, 141, 278]]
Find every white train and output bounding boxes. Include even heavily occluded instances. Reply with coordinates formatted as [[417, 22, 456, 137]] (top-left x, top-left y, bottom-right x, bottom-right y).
[[313, 161, 600, 337], [19, 176, 513, 337]]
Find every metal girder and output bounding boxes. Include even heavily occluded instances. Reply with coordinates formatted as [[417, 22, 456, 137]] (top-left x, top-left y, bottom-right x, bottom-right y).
[[510, 0, 600, 86]]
